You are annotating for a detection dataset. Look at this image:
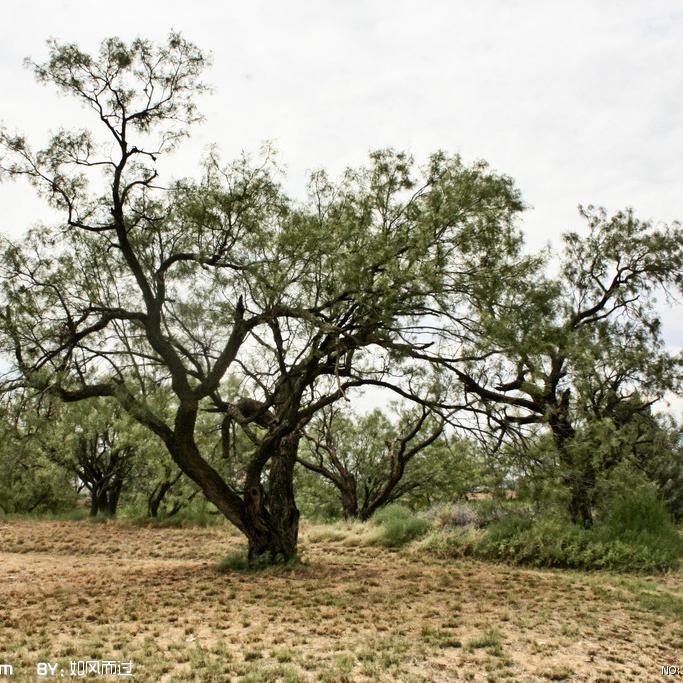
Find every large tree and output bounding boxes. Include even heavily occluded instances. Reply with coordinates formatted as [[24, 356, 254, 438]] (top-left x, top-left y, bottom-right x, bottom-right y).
[[0, 34, 527, 560]]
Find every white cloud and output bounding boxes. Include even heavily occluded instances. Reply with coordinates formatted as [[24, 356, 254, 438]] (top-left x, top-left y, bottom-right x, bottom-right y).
[[1, 0, 682, 350]]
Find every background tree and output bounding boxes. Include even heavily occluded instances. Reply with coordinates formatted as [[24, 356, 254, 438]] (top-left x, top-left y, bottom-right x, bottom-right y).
[[42, 399, 138, 516], [443, 207, 683, 526], [0, 391, 78, 514], [639, 419, 683, 522], [139, 463, 196, 518], [298, 404, 444, 520]]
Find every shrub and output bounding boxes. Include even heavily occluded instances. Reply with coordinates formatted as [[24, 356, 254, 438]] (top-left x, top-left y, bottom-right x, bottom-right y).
[[410, 526, 482, 559], [472, 498, 537, 525], [594, 464, 682, 551], [470, 466, 683, 573], [475, 516, 681, 573], [371, 504, 431, 547], [478, 514, 533, 541], [425, 502, 482, 529]]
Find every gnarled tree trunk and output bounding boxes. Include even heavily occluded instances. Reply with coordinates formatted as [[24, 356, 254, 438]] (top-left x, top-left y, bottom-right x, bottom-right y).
[[243, 434, 300, 561], [147, 472, 183, 517], [89, 488, 108, 516]]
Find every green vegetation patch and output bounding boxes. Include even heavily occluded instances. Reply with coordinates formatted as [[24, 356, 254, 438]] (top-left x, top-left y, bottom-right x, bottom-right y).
[[370, 505, 432, 548]]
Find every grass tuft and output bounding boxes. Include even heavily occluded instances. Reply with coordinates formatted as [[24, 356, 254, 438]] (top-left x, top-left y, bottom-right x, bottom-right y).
[[371, 505, 431, 548], [216, 550, 304, 574]]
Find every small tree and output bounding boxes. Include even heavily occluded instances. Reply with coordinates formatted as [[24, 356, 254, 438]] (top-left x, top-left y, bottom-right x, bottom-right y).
[[298, 405, 443, 520], [35, 399, 137, 516]]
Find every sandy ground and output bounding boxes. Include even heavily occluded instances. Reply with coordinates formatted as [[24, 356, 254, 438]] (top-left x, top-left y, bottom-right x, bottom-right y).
[[0, 519, 681, 681]]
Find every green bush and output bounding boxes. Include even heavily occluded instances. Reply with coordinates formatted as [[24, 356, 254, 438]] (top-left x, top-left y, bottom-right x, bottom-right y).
[[371, 504, 431, 547], [294, 466, 343, 522], [425, 502, 482, 529], [410, 526, 482, 559], [478, 514, 533, 542], [594, 465, 682, 550], [475, 513, 681, 573], [471, 466, 683, 573]]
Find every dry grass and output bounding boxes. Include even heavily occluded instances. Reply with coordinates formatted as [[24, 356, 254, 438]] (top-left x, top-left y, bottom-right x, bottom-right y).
[[1, 518, 682, 681]]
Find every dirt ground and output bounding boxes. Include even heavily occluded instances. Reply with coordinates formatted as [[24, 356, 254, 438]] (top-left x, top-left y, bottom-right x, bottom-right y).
[[0, 519, 681, 682]]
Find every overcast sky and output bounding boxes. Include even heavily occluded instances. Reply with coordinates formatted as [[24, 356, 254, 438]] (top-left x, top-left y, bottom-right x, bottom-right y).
[[1, 0, 682, 413]]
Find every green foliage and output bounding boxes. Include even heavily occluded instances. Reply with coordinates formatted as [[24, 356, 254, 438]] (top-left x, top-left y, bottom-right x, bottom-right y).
[[297, 405, 443, 520], [594, 464, 682, 551], [371, 504, 431, 547], [414, 466, 683, 572], [647, 448, 683, 523], [0, 456, 78, 515], [449, 203, 683, 527], [0, 394, 79, 514], [410, 526, 482, 559], [425, 502, 483, 528], [400, 434, 500, 510], [413, 465, 683, 572], [631, 418, 683, 522], [294, 466, 343, 522], [297, 403, 493, 522], [425, 499, 532, 529], [475, 517, 680, 573], [474, 469, 683, 573], [479, 514, 534, 543]]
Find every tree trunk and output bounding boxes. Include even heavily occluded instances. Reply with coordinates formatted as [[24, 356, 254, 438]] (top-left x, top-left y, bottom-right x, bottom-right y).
[[148, 480, 174, 517], [339, 474, 359, 520], [243, 434, 300, 562], [167, 403, 300, 564], [148, 471, 185, 517], [567, 481, 594, 529], [549, 391, 594, 527], [107, 477, 123, 516], [89, 492, 99, 517], [90, 488, 108, 516], [561, 445, 596, 529]]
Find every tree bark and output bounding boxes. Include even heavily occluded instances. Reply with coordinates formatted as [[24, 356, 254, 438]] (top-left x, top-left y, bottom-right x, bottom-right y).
[[243, 434, 300, 562], [147, 477, 177, 517], [90, 488, 108, 516], [340, 475, 359, 520], [107, 477, 123, 516], [548, 391, 594, 528]]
